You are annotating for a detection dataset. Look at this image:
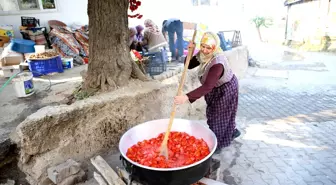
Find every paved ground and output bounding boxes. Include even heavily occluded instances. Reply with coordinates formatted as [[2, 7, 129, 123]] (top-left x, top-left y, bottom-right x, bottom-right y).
[[0, 66, 85, 144], [215, 51, 336, 185]]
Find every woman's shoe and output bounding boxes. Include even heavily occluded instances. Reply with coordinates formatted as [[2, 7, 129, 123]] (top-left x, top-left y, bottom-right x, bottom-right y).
[[233, 128, 241, 139]]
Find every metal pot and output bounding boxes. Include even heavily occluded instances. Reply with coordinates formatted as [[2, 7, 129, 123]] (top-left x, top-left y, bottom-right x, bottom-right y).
[[119, 118, 217, 185]]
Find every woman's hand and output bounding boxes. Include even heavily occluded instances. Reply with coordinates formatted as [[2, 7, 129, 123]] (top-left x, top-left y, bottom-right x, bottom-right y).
[[174, 95, 189, 105], [188, 41, 196, 49]]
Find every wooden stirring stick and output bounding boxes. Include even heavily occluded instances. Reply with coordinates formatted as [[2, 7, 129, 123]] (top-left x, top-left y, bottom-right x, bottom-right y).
[[159, 29, 198, 159]]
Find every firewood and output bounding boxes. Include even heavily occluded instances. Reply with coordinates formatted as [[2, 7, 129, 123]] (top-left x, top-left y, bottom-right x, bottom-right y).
[[93, 172, 107, 185], [90, 155, 126, 185], [116, 167, 142, 185]]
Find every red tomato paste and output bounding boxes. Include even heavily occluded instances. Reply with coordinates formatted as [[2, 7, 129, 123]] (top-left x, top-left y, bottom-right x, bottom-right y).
[[126, 132, 210, 168]]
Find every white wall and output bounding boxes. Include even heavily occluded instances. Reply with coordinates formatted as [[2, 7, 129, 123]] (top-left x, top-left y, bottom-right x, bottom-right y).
[[128, 0, 245, 32], [0, 0, 89, 38]]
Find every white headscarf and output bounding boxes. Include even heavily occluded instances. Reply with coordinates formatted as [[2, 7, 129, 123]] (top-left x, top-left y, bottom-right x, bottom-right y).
[[196, 32, 223, 77], [144, 19, 161, 35]]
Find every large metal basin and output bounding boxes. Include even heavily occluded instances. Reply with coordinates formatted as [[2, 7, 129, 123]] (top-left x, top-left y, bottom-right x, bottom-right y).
[[119, 118, 218, 185]]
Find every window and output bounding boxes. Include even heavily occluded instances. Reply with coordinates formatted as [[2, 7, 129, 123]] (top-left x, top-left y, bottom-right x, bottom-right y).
[[191, 0, 218, 6], [200, 0, 210, 5], [0, 0, 57, 15], [192, 0, 199, 6], [18, 0, 40, 10]]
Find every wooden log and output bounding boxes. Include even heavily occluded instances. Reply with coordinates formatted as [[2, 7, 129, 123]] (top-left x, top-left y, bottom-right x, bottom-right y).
[[90, 155, 126, 185], [116, 167, 142, 185], [93, 172, 108, 185]]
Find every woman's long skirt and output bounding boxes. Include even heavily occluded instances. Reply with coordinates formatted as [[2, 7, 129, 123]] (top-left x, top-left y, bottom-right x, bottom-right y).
[[205, 75, 239, 149]]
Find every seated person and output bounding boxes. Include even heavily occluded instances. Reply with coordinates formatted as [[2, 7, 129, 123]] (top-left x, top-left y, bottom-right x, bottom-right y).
[[129, 27, 137, 49], [136, 25, 144, 42], [140, 19, 168, 52]]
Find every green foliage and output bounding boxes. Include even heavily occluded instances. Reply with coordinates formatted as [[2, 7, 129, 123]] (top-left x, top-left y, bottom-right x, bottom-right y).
[[251, 16, 273, 28]]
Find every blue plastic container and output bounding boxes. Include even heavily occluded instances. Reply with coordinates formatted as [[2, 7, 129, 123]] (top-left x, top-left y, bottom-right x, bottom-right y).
[[217, 32, 232, 51], [28, 56, 64, 77], [9, 39, 35, 53]]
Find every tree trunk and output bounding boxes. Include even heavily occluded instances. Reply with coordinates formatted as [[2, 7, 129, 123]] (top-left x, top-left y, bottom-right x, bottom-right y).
[[85, 0, 149, 91], [257, 27, 262, 42]]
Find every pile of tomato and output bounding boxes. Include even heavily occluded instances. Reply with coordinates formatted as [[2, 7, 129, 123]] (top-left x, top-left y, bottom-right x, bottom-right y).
[[126, 132, 210, 168]]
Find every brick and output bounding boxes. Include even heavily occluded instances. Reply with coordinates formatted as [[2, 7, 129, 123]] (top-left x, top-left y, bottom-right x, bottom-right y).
[[47, 159, 82, 184], [258, 153, 273, 163], [306, 182, 324, 185], [271, 158, 288, 167], [0, 180, 15, 185], [290, 177, 308, 185], [59, 170, 86, 185], [274, 173, 295, 184], [263, 162, 284, 173], [303, 165, 324, 176]]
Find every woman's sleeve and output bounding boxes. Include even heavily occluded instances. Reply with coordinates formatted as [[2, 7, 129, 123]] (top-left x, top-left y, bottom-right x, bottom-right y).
[[184, 55, 200, 69], [186, 64, 224, 103], [141, 31, 149, 46]]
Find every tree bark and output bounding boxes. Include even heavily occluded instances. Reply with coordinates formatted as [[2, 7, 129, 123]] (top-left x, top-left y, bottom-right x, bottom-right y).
[[85, 0, 149, 91]]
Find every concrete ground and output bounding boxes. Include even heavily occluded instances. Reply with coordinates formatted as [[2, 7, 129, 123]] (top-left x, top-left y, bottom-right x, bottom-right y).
[[0, 66, 85, 144], [215, 50, 336, 185]]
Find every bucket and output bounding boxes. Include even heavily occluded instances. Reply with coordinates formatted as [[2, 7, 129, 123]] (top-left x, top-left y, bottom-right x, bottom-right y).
[[61, 57, 73, 69], [12, 72, 35, 98], [34, 45, 45, 54]]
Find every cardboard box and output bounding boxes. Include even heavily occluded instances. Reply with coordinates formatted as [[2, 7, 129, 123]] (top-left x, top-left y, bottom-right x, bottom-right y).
[[0, 54, 24, 67], [2, 65, 20, 78], [182, 22, 197, 30], [0, 25, 14, 38]]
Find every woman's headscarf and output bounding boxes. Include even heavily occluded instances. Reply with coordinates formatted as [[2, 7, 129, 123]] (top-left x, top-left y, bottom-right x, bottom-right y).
[[135, 25, 144, 41], [136, 25, 144, 34], [144, 19, 160, 35], [129, 27, 137, 37], [196, 31, 223, 77]]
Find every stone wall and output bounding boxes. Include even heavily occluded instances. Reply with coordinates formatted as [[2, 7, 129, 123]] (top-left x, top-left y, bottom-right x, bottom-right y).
[[223, 46, 249, 80], [15, 46, 249, 185]]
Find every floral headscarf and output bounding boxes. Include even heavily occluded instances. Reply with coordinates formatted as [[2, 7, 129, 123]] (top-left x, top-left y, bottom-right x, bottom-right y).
[[144, 19, 160, 35], [196, 31, 223, 77]]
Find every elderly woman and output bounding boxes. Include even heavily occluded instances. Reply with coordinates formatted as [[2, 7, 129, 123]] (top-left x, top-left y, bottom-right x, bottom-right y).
[[129, 27, 138, 49], [140, 19, 168, 52], [135, 25, 144, 42], [174, 32, 240, 152]]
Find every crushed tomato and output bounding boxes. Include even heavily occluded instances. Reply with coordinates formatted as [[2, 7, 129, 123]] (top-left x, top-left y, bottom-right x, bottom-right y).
[[126, 132, 210, 168]]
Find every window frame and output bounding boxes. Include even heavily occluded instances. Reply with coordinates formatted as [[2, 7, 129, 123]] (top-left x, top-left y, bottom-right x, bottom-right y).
[[0, 0, 58, 16]]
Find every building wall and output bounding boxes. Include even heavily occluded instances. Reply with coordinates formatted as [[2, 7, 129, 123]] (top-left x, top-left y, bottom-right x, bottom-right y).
[[0, 0, 89, 38], [286, 0, 335, 42], [1, 0, 245, 39]]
